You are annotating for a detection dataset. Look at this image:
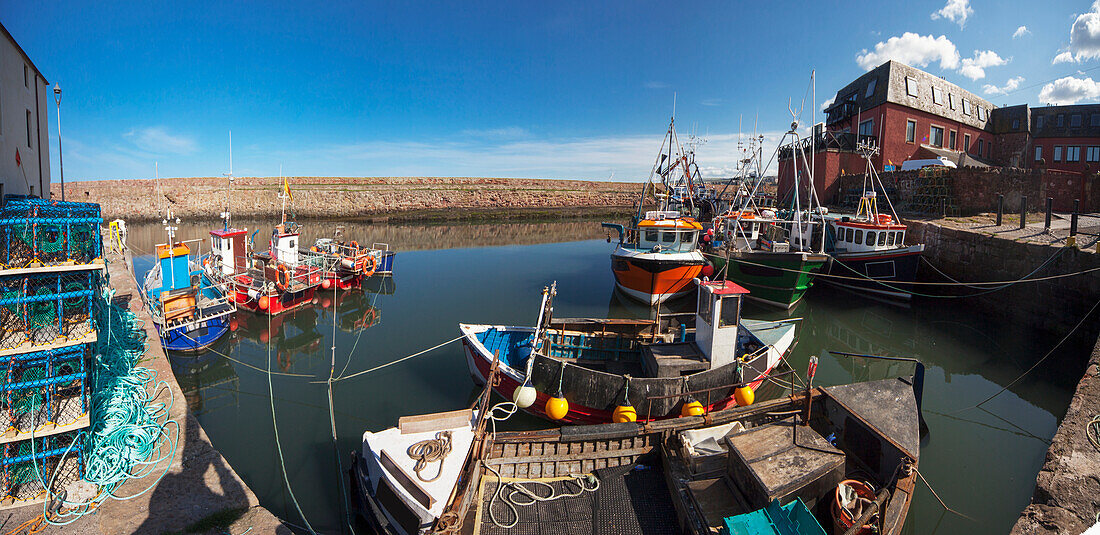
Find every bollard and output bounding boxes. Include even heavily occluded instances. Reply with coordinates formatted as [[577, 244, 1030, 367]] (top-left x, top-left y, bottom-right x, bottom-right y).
[[996, 194, 1004, 226], [1019, 196, 1027, 230], [1068, 199, 1079, 248], [1045, 197, 1053, 230]]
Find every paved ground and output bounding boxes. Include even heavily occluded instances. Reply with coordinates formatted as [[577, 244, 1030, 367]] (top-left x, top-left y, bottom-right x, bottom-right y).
[[0, 248, 290, 534], [931, 211, 1100, 250]]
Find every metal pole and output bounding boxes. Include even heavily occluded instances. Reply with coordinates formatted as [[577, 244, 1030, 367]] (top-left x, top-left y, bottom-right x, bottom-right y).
[[1019, 196, 1027, 230], [996, 194, 1004, 226], [53, 84, 64, 202], [1070, 199, 1080, 237], [1045, 197, 1053, 230]]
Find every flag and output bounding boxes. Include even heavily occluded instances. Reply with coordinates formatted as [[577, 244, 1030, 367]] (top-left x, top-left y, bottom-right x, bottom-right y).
[[283, 176, 293, 202], [888, 159, 893, 165], [14, 148, 20, 167]]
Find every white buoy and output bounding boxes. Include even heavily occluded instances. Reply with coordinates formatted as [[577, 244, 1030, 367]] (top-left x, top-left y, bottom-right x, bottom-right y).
[[513, 382, 537, 409]]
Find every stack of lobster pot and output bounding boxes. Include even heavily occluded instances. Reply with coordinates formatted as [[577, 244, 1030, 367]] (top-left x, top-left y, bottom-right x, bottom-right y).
[[0, 196, 102, 507]]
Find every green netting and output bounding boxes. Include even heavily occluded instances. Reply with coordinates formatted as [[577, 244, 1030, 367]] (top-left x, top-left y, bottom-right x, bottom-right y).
[[62, 281, 87, 312], [28, 287, 56, 330], [36, 226, 64, 254]]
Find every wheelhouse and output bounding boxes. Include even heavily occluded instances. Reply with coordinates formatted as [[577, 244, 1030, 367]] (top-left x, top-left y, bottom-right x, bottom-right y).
[[635, 211, 702, 253]]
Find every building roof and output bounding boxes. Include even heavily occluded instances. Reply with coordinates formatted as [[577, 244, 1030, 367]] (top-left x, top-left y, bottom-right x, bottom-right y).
[[825, 61, 992, 131], [0, 20, 47, 83], [916, 145, 992, 167]]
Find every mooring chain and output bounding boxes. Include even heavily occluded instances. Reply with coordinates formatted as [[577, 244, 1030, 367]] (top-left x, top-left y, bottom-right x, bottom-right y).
[[407, 430, 453, 482]]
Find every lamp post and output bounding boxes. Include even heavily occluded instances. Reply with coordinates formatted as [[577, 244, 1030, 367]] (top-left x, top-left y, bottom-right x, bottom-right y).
[[53, 84, 64, 201]]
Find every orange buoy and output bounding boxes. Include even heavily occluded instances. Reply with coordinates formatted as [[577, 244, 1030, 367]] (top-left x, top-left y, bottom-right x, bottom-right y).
[[734, 386, 755, 406], [681, 400, 705, 417], [322, 279, 332, 290], [545, 392, 569, 420], [612, 404, 637, 423], [257, 295, 269, 310], [229, 318, 238, 332]]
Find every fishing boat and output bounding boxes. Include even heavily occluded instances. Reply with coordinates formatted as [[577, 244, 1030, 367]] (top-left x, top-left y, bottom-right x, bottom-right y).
[[302, 234, 378, 291], [602, 118, 708, 305], [824, 141, 925, 301], [141, 210, 235, 353], [351, 356, 924, 535], [460, 279, 796, 424]]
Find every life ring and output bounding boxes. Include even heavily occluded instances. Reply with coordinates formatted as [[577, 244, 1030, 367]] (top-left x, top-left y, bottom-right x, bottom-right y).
[[362, 255, 377, 277], [275, 264, 291, 291], [350, 241, 359, 251]]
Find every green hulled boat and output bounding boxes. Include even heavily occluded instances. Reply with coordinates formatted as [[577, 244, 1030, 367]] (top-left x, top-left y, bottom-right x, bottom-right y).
[[705, 249, 827, 309]]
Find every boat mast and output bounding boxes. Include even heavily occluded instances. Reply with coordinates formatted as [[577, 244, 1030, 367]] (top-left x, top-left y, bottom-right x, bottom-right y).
[[278, 164, 288, 226], [222, 131, 234, 231]]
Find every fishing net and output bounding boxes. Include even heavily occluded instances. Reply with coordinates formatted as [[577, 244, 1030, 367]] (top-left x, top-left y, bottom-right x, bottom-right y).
[[1, 431, 83, 501], [1, 345, 87, 436], [0, 200, 101, 268]]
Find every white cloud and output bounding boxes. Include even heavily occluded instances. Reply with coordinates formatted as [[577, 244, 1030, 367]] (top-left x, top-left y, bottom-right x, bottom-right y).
[[982, 76, 1025, 95], [123, 127, 197, 155], [701, 98, 722, 107], [1053, 51, 1076, 64], [1037, 76, 1100, 104], [930, 0, 973, 28], [856, 32, 960, 71], [820, 97, 835, 112], [459, 127, 530, 140], [958, 50, 1009, 80], [1013, 26, 1031, 39], [1066, 1, 1100, 61]]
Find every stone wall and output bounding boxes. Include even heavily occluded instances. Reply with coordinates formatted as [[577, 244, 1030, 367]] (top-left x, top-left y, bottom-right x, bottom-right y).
[[835, 166, 1100, 215], [906, 220, 1100, 342]]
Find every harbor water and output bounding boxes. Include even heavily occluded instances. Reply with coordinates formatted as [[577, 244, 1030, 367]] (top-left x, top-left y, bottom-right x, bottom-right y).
[[128, 218, 1078, 534]]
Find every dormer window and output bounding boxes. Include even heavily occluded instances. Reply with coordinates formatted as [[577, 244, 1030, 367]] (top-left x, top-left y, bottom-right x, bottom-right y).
[[865, 79, 877, 97], [963, 99, 972, 116], [905, 77, 919, 97], [932, 87, 944, 105]]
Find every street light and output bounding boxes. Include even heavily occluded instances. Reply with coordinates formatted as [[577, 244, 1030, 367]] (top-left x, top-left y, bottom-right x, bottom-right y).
[[53, 84, 64, 201]]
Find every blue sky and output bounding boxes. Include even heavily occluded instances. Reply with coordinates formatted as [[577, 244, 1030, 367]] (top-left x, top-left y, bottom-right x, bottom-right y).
[[5, 0, 1100, 181]]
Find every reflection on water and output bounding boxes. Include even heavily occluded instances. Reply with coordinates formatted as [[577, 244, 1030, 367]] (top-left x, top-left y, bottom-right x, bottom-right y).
[[128, 220, 1078, 535]]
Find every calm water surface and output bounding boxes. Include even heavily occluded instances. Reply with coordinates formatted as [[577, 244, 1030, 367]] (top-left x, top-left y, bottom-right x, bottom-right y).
[[129, 218, 1078, 535]]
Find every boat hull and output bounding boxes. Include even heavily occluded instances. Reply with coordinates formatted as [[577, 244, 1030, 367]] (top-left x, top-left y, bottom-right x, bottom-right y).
[[156, 315, 231, 353], [233, 284, 316, 316], [610, 248, 706, 305], [375, 251, 396, 275], [460, 322, 791, 424], [706, 250, 827, 309], [824, 244, 924, 300]]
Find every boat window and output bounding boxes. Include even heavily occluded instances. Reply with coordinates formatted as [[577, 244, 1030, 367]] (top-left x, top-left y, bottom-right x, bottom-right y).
[[718, 296, 740, 328], [697, 291, 713, 325], [878, 232, 887, 246], [645, 230, 658, 243], [680, 232, 696, 252], [898, 231, 905, 243], [662, 231, 676, 243], [866, 231, 876, 246], [886, 232, 895, 246], [845, 228, 852, 242], [855, 229, 863, 244]]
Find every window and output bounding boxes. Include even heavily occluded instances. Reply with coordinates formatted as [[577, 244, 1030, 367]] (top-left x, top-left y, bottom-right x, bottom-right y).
[[23, 65, 28, 88], [644, 230, 657, 242], [866, 231, 876, 246], [1012, 118, 1020, 130], [978, 139, 984, 154], [859, 119, 874, 137], [1057, 114, 1065, 127], [1035, 146, 1043, 162], [1067, 146, 1081, 162], [1092, 114, 1100, 127], [697, 291, 712, 325], [865, 79, 877, 97], [964, 134, 971, 151], [949, 94, 956, 110], [932, 86, 944, 105], [905, 77, 919, 97], [897, 231, 905, 243], [1088, 146, 1100, 162], [1054, 146, 1063, 162], [661, 231, 676, 243], [855, 230, 863, 244], [905, 120, 916, 143], [949, 130, 957, 150], [1072, 114, 1083, 127], [978, 107, 986, 121], [962, 99, 972, 115], [878, 232, 887, 246], [928, 126, 946, 147], [25, 110, 32, 148], [1037, 115, 1045, 129]]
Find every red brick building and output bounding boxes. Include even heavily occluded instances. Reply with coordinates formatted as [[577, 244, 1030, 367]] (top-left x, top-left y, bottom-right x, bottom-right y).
[[777, 60, 1100, 205]]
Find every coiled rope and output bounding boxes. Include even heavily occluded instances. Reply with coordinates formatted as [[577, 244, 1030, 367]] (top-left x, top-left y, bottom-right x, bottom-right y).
[[407, 430, 452, 482], [484, 462, 600, 529]]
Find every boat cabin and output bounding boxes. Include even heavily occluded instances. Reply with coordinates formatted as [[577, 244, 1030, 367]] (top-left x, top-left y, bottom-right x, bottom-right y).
[[694, 279, 748, 369], [636, 211, 702, 253], [715, 211, 759, 250], [146, 242, 197, 322], [830, 191, 907, 253], [209, 228, 249, 276], [269, 223, 301, 267]]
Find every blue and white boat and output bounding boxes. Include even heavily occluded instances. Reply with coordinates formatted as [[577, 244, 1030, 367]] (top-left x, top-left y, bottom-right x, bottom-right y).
[[142, 211, 235, 353]]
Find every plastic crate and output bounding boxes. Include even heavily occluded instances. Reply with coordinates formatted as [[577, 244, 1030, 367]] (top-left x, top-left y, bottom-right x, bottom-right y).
[[721, 498, 826, 535], [0, 270, 100, 352], [0, 345, 88, 436], [0, 198, 102, 269], [1, 430, 83, 502]]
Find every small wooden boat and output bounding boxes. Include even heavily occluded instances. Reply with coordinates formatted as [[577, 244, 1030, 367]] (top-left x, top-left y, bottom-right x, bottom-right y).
[[141, 211, 234, 353], [460, 279, 796, 424], [351, 360, 924, 535]]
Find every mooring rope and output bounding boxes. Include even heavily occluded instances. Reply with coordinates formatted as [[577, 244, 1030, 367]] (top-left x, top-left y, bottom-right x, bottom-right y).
[[323, 334, 466, 383], [484, 462, 600, 529], [407, 430, 453, 483]]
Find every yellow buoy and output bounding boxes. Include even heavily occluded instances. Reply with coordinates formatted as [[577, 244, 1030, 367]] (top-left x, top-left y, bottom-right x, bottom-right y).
[[545, 392, 569, 420], [612, 404, 637, 423], [681, 400, 705, 417], [734, 386, 755, 406]]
